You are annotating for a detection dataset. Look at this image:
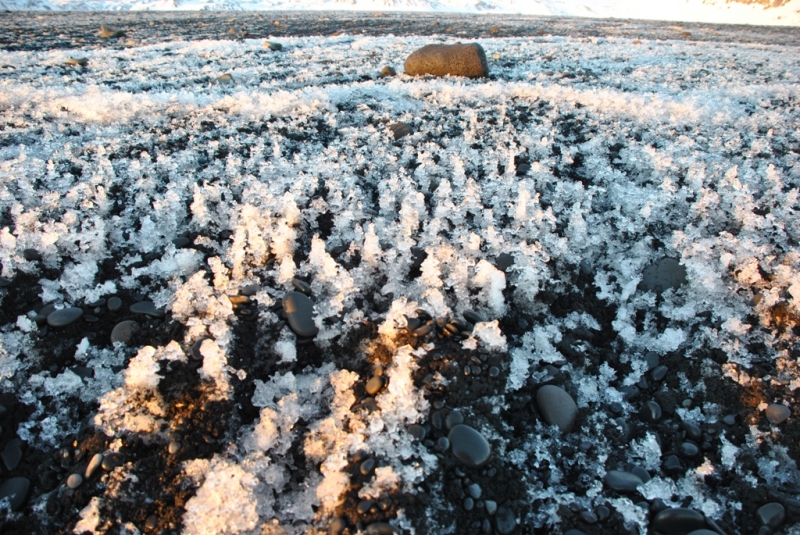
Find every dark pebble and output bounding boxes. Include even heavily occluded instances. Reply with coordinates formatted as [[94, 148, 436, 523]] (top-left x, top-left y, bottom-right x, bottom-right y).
[[388, 122, 413, 140], [66, 473, 82, 489], [357, 500, 373, 514], [84, 314, 99, 323], [0, 477, 30, 511], [580, 511, 598, 524], [407, 424, 426, 441], [445, 410, 464, 429], [2, 438, 23, 471], [679, 442, 699, 458], [448, 424, 491, 467], [596, 505, 610, 520], [564, 531, 589, 535], [47, 307, 84, 327], [101, 453, 122, 471], [662, 455, 684, 475], [756, 503, 786, 528], [414, 324, 432, 337], [645, 352, 660, 370], [639, 401, 662, 423], [406, 317, 421, 330], [172, 237, 191, 248], [536, 385, 578, 432], [435, 437, 450, 452], [722, 414, 736, 425], [463, 310, 487, 324], [494, 252, 514, 272], [130, 301, 165, 318], [0, 277, 11, 287], [291, 278, 313, 295], [380, 65, 396, 76], [360, 458, 376, 476], [651, 365, 668, 381], [110, 320, 139, 345], [639, 257, 687, 294], [686, 531, 722, 535], [85, 453, 103, 479], [630, 466, 650, 483], [682, 422, 702, 441], [495, 506, 516, 534], [283, 291, 318, 338], [604, 470, 643, 492], [464, 497, 474, 511], [107, 296, 123, 312], [651, 508, 705, 533], [23, 248, 42, 261]]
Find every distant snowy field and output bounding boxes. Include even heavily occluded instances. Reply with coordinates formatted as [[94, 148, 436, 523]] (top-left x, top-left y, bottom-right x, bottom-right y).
[[2, 0, 800, 26], [1, 14, 800, 535]]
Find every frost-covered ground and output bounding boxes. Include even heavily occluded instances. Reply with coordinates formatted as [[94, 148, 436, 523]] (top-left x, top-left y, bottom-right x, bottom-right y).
[[1, 12, 800, 535]]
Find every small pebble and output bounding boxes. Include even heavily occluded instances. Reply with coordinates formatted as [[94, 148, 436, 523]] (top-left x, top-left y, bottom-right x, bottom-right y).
[[485, 500, 498, 515], [604, 470, 643, 493], [662, 454, 684, 475], [329, 517, 347, 535], [130, 301, 165, 318], [463, 310, 487, 324], [639, 401, 662, 423], [1, 439, 23, 471], [756, 502, 786, 528], [766, 404, 791, 424], [172, 237, 191, 248], [85, 453, 103, 479], [168, 441, 181, 455], [467, 483, 482, 499], [464, 497, 474, 511], [445, 410, 464, 430], [651, 508, 705, 533], [66, 473, 83, 489], [101, 453, 122, 471], [360, 458, 376, 476], [110, 320, 139, 345], [291, 278, 313, 295], [679, 442, 699, 458], [107, 296, 123, 312], [723, 414, 736, 425], [264, 41, 283, 51], [380, 66, 396, 76], [364, 523, 396, 535], [23, 248, 42, 261], [0, 477, 30, 511], [407, 424, 426, 441], [435, 437, 450, 452], [283, 292, 319, 338], [536, 385, 578, 432], [651, 365, 668, 381], [47, 307, 84, 327], [495, 506, 516, 534], [448, 424, 491, 467], [365, 376, 387, 396], [357, 500, 373, 514]]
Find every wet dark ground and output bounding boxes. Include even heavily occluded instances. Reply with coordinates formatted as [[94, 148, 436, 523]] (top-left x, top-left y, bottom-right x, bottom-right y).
[[1, 10, 799, 52]]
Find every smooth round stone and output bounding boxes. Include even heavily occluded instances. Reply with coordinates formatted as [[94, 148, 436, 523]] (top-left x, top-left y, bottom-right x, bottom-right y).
[[682, 422, 703, 441], [448, 424, 491, 467], [651, 365, 669, 381], [215, 73, 234, 84], [407, 424, 426, 441], [0, 477, 30, 511], [536, 385, 578, 432], [686, 531, 722, 535], [360, 458, 376, 476], [283, 292, 318, 338], [463, 310, 487, 324], [357, 500, 372, 514], [468, 483, 482, 499], [596, 505, 611, 520], [365, 376, 386, 396], [380, 65, 396, 76], [766, 404, 791, 424], [2, 438, 23, 471], [291, 278, 313, 295], [662, 455, 684, 475], [489, 366, 500, 377], [107, 297, 123, 312], [445, 410, 464, 430], [388, 122, 413, 140], [264, 41, 283, 51], [494, 252, 514, 272], [757, 503, 786, 528], [66, 473, 83, 489], [435, 437, 450, 452], [23, 248, 42, 261], [723, 414, 737, 426], [241, 284, 260, 296], [464, 497, 474, 511], [651, 508, 705, 533], [485, 500, 498, 515], [639, 257, 687, 294], [85, 453, 104, 479], [47, 307, 84, 327], [604, 470, 643, 492], [101, 453, 122, 471], [168, 441, 181, 455], [679, 442, 699, 458], [495, 506, 516, 534], [110, 320, 139, 345], [130, 301, 165, 318], [172, 237, 191, 248], [639, 401, 662, 423]]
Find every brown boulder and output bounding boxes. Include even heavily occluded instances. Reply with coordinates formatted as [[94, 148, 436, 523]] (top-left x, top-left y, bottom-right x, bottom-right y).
[[404, 43, 489, 78]]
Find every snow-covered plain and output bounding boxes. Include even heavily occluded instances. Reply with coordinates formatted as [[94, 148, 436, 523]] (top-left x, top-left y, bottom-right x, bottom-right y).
[[2, 0, 800, 27], [1, 11, 800, 535]]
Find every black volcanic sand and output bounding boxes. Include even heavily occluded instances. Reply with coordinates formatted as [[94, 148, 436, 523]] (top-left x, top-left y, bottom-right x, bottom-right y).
[[0, 10, 799, 53], [0, 10, 799, 535]]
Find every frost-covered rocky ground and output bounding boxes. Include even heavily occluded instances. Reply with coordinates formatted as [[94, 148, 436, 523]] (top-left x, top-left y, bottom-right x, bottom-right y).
[[0, 11, 800, 535]]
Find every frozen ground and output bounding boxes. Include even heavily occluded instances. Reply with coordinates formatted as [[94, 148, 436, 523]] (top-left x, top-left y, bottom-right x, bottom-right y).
[[0, 11, 799, 535]]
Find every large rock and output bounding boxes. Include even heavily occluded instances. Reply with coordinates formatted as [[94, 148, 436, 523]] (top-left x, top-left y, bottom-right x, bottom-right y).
[[404, 43, 489, 78]]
